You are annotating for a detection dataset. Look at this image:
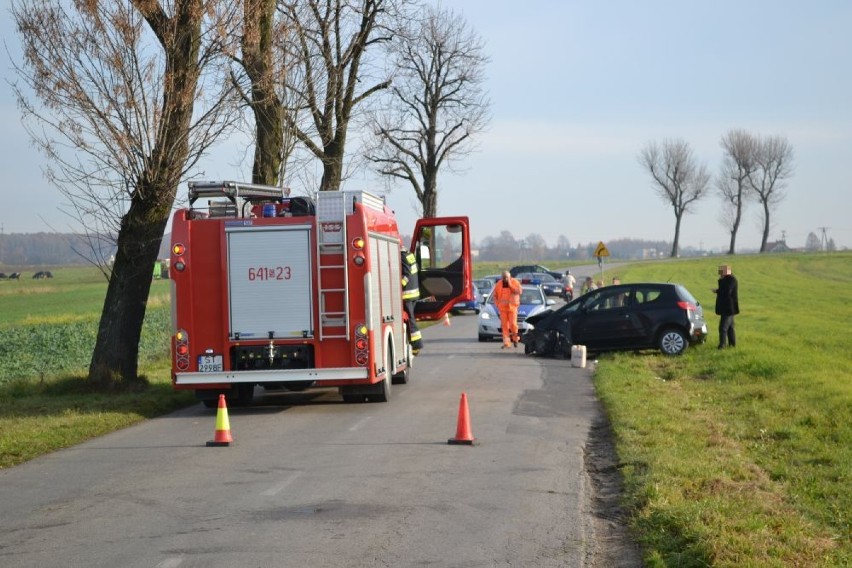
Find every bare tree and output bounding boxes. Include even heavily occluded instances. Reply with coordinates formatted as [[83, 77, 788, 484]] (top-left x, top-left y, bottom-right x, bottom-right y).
[[524, 233, 547, 260], [805, 232, 821, 251], [749, 135, 793, 252], [368, 5, 490, 217], [639, 139, 710, 257], [279, 0, 403, 191], [556, 235, 572, 257], [12, 0, 236, 386], [717, 129, 757, 254], [225, 0, 301, 186], [482, 230, 518, 261]]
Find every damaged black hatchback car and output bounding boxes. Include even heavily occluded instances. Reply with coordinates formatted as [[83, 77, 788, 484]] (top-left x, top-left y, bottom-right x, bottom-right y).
[[521, 282, 708, 357]]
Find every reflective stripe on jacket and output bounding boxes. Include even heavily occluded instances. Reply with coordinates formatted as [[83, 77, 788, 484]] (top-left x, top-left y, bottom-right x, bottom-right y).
[[493, 278, 522, 308], [401, 251, 420, 301]]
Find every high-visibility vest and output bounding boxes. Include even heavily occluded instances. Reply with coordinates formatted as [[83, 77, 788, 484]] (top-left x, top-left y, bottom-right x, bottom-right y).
[[493, 278, 522, 308], [401, 251, 420, 301]]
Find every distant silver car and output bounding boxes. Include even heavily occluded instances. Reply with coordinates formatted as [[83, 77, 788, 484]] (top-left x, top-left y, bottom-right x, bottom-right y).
[[473, 278, 495, 303]]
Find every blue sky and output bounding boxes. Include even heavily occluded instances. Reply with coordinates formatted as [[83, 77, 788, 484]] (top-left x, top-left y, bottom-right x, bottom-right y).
[[2, 1, 851, 251]]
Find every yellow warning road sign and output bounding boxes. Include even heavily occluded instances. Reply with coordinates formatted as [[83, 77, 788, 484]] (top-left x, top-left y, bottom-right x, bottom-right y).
[[594, 241, 610, 257]]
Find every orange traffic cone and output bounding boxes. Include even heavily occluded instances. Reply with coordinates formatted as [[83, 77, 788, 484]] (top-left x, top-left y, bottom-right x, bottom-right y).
[[448, 392, 477, 445], [443, 313, 451, 326], [206, 394, 233, 447]]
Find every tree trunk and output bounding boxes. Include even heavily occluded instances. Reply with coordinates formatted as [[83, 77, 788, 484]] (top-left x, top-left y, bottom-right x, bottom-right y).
[[252, 97, 283, 185], [88, 193, 170, 386], [245, 0, 282, 186], [728, 200, 743, 255], [670, 213, 682, 258], [422, 168, 438, 217], [89, 0, 200, 386], [759, 201, 771, 252], [320, 137, 344, 191]]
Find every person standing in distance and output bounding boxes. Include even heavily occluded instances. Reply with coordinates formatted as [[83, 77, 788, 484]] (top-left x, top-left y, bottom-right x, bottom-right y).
[[712, 264, 739, 349], [493, 270, 523, 349], [561, 270, 576, 300]]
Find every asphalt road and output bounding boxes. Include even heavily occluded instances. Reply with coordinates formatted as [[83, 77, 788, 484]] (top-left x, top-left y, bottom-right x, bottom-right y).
[[0, 302, 637, 567]]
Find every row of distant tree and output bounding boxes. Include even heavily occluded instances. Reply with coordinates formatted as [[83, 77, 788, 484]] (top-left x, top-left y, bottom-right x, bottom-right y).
[[0, 233, 109, 267], [472, 231, 840, 264], [475, 232, 672, 262], [639, 130, 794, 257], [2, 229, 840, 268]]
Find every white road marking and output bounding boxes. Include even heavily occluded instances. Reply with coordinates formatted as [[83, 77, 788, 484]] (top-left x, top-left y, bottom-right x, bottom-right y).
[[348, 416, 372, 432], [155, 557, 184, 568], [261, 472, 303, 496]]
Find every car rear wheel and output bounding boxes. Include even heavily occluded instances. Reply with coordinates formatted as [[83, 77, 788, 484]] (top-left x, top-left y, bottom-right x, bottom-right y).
[[658, 327, 688, 355]]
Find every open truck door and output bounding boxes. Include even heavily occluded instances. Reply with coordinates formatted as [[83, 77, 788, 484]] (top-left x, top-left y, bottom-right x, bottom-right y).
[[410, 217, 472, 321]]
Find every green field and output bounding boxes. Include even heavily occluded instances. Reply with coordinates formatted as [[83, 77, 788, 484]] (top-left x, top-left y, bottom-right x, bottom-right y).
[[0, 267, 173, 382], [1, 255, 850, 565]]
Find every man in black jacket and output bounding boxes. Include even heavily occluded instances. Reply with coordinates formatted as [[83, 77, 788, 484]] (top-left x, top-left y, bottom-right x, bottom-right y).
[[713, 264, 739, 349]]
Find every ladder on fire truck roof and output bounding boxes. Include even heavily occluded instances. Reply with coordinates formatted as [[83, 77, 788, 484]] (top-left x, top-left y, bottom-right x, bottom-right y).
[[315, 192, 350, 340], [187, 180, 286, 206]]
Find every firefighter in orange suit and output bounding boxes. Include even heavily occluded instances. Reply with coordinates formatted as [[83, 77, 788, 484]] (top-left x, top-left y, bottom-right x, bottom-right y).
[[493, 270, 522, 348], [401, 248, 423, 354]]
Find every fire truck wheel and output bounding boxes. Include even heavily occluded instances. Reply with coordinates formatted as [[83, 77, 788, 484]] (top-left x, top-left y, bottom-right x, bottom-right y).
[[391, 364, 410, 385], [232, 384, 255, 406], [369, 376, 391, 403], [392, 336, 411, 385], [341, 392, 367, 403], [368, 346, 393, 403], [200, 397, 218, 409]]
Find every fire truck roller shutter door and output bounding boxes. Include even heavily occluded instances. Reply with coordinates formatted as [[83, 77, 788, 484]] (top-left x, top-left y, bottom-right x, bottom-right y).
[[226, 226, 314, 339]]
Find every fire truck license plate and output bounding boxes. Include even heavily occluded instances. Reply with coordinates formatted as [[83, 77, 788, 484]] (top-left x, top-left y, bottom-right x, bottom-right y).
[[198, 355, 223, 372]]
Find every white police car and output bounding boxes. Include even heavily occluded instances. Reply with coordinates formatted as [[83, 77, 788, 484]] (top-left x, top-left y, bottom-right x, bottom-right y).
[[477, 284, 556, 341]]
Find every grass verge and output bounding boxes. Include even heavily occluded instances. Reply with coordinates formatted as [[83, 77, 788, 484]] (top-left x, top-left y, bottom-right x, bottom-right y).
[[594, 252, 850, 566], [0, 266, 188, 468], [0, 362, 195, 469]]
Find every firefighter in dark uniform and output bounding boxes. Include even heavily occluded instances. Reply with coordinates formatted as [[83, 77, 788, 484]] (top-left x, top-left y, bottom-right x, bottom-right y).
[[401, 248, 423, 354]]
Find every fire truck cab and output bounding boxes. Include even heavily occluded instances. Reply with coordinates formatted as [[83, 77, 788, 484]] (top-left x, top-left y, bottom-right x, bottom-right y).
[[169, 181, 472, 406]]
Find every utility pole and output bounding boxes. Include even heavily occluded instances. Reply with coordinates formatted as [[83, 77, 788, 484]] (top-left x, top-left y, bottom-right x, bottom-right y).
[[818, 227, 830, 251]]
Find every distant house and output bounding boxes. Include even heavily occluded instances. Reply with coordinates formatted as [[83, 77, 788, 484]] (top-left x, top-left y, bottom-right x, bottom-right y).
[[765, 240, 792, 253]]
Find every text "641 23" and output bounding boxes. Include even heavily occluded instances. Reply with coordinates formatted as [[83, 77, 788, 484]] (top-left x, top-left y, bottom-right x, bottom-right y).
[[248, 266, 292, 281]]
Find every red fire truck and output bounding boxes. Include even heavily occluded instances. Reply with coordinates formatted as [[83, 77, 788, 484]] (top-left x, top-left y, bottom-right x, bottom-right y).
[[169, 181, 472, 406]]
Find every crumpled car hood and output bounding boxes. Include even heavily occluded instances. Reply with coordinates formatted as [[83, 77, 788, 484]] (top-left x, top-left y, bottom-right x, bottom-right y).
[[524, 309, 558, 327]]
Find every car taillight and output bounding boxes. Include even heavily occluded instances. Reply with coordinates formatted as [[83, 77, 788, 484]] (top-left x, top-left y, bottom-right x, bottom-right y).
[[677, 301, 696, 311]]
